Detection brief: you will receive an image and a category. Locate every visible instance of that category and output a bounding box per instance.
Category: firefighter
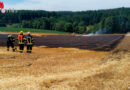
[18,31,26,53]
[7,34,15,52]
[26,32,34,53]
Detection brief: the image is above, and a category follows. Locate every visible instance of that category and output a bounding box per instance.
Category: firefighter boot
[13,48,15,52]
[27,51,31,53]
[20,50,23,53]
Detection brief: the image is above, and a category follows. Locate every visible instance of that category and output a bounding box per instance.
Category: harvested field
[0,33,129,90]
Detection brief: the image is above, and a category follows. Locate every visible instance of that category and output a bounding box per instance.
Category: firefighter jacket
[18,34,26,44]
[7,36,15,43]
[26,35,34,45]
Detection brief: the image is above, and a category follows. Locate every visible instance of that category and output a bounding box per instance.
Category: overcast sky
[3,0,130,11]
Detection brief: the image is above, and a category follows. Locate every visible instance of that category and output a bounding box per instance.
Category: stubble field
[0,33,129,90]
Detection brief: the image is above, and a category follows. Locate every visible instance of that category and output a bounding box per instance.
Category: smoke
[82,28,108,37]
[82,33,95,37]
[95,29,107,34]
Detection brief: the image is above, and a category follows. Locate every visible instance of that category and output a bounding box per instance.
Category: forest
[0,7,130,34]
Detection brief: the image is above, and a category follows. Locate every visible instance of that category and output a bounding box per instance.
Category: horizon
[3,0,130,11]
[4,7,130,12]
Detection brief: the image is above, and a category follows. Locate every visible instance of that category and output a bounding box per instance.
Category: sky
[2,0,130,11]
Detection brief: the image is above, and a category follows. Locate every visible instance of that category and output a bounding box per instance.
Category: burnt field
[0,34,124,51]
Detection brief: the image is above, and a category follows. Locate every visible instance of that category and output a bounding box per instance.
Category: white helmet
[8,34,12,37]
[27,32,30,34]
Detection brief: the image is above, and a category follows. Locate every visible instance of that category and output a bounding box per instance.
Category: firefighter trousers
[27,45,32,53]
[19,44,24,53]
[7,42,15,51]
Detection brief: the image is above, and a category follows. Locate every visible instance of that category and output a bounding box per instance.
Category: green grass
[0,27,67,34]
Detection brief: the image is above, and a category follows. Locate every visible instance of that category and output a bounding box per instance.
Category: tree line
[0,8,130,33]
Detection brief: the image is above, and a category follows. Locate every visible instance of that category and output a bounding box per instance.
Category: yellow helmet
[19,31,23,34]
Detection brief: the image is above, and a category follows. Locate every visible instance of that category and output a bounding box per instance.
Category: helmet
[8,34,12,37]
[19,31,23,35]
[27,32,30,34]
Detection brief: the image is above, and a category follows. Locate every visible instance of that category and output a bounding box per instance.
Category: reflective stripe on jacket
[18,35,26,44]
[7,37,15,43]
[26,35,34,45]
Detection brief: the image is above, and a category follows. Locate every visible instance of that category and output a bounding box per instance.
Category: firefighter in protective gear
[7,34,15,52]
[26,32,34,53]
[18,31,26,53]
